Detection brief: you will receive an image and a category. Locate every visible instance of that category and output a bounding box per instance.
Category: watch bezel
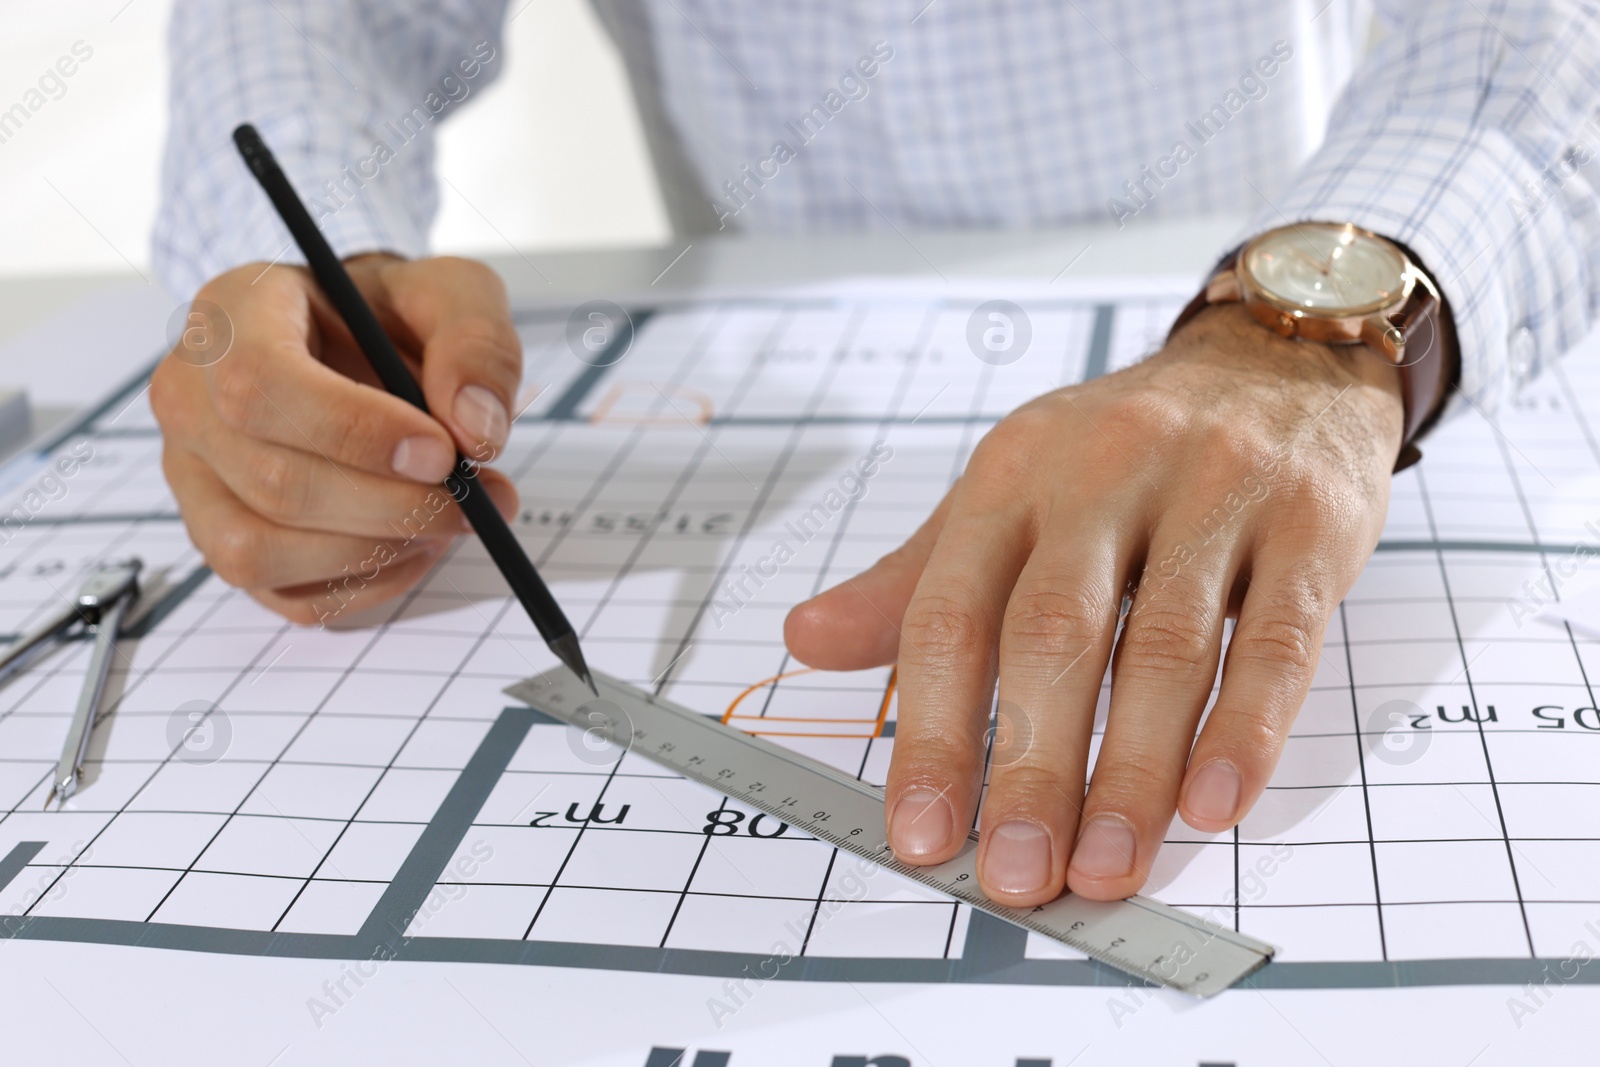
[1239,221,1416,320]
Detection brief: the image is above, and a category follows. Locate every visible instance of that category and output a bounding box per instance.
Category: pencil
[231,123,597,696]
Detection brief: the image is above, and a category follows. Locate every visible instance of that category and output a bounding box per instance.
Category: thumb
[784,485,954,671]
[378,256,523,461]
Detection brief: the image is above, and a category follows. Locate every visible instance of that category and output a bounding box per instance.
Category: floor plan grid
[1,278,1598,990]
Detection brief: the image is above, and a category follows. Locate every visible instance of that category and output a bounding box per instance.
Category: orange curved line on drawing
[725,715,869,724]
[588,382,714,426]
[722,667,816,724]
[718,665,897,740]
[737,731,879,739]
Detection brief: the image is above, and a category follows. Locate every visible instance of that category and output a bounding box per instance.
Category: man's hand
[784,303,1405,904]
[151,254,522,624]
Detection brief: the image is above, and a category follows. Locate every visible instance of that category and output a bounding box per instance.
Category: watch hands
[1292,249,1331,276]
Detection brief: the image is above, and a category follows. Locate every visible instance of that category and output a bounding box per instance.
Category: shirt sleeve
[153,0,510,299]
[1248,0,1600,416]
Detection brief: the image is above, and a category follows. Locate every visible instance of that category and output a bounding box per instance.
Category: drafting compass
[0,560,142,807]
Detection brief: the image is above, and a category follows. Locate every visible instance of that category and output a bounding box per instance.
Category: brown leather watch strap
[1387,266,1453,471]
[1169,246,1456,472]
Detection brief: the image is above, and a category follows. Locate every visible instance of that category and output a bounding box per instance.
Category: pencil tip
[548,632,598,698]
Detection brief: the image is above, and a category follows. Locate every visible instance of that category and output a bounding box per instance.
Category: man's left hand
[785,302,1404,905]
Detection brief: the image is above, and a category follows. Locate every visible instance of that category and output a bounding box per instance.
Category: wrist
[1170,303,1403,395]
[1162,302,1406,461]
[1170,225,1456,471]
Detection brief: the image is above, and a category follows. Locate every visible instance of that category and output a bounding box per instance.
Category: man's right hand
[151,254,523,625]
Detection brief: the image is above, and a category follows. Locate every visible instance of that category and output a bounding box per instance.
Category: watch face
[1243,224,1408,315]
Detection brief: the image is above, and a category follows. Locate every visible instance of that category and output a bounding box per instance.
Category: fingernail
[890,788,952,858]
[455,384,509,451]
[392,436,454,482]
[1186,760,1242,825]
[983,820,1051,895]
[1070,817,1135,880]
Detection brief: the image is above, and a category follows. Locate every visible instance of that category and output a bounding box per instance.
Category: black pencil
[231,123,596,696]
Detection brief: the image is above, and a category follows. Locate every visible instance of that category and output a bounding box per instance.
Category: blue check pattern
[156,0,1600,415]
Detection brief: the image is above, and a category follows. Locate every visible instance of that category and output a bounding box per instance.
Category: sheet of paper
[1,275,1598,1065]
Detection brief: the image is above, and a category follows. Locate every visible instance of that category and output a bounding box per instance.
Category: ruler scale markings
[506,669,1275,997]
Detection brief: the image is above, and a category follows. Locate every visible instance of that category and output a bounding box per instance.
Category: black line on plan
[958,910,1031,978]
[1340,604,1388,961]
[123,566,213,639]
[0,842,45,937]
[1083,303,1115,381]
[12,512,183,527]
[38,356,163,453]
[544,309,655,421]
[355,706,537,952]
[8,910,1596,989]
[1417,466,1536,957]
[0,841,43,892]
[1370,539,1581,555]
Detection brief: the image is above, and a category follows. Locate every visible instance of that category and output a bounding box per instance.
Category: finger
[784,486,955,670]
[198,267,459,483]
[253,548,453,626]
[378,257,522,459]
[886,492,1036,866]
[1067,524,1236,900]
[977,519,1128,906]
[1179,545,1339,832]
[199,417,518,539]
[165,446,450,601]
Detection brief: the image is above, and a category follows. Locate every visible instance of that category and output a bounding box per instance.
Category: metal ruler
[506,669,1274,997]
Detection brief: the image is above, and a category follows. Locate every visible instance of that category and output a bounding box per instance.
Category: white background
[0,0,671,281]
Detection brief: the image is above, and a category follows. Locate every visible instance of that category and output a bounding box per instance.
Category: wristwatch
[1168,221,1454,471]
